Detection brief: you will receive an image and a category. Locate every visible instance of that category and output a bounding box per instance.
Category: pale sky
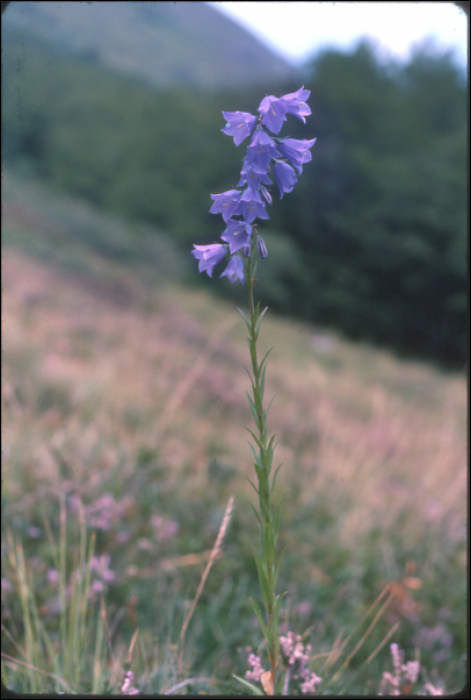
[210,2,468,68]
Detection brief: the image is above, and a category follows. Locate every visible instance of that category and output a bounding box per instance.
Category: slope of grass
[3,2,298,90]
[1,173,467,694]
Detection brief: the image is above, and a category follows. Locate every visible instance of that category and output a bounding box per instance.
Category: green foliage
[2,502,106,694]
[2,32,467,366]
[288,41,467,366]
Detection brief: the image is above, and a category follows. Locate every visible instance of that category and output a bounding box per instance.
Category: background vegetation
[2,26,467,367]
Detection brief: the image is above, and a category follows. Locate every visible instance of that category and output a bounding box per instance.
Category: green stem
[245,245,279,692]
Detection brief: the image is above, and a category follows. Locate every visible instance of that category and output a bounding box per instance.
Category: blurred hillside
[1,0,299,89]
[2,168,467,693]
[1,4,468,368]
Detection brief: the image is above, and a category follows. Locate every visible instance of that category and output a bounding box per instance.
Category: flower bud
[257,236,268,259]
[260,185,272,205]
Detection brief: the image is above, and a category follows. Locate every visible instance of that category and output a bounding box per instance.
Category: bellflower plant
[192,87,315,695]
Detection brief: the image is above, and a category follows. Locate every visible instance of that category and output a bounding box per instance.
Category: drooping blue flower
[221,220,253,254]
[246,130,281,171]
[193,87,315,284]
[280,86,311,123]
[221,111,257,146]
[258,86,311,134]
[278,137,317,174]
[209,189,241,222]
[238,156,272,191]
[192,244,227,277]
[273,161,298,198]
[220,255,245,283]
[257,94,289,134]
[238,187,269,224]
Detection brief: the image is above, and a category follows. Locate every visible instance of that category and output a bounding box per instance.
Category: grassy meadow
[1,172,467,694]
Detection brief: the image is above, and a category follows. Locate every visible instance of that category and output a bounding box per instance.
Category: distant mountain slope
[2,1,300,89]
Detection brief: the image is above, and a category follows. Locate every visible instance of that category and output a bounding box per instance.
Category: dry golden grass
[2,248,466,553]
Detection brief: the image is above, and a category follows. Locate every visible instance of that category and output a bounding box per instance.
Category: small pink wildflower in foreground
[279,631,322,693]
[422,682,445,695]
[87,553,116,597]
[246,631,322,695]
[151,514,179,541]
[90,554,116,583]
[69,492,134,531]
[246,653,264,682]
[121,670,139,695]
[300,672,322,695]
[46,568,60,585]
[280,630,311,667]
[380,643,420,695]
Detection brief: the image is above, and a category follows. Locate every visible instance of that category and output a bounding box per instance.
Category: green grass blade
[233,674,264,695]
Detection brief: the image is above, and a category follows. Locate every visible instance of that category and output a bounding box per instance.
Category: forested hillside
[2,26,467,367]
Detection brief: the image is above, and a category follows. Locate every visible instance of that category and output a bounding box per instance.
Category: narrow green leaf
[259,347,274,374]
[248,446,263,472]
[265,443,275,467]
[274,592,287,631]
[264,526,274,565]
[275,675,284,696]
[272,493,286,541]
[264,438,277,472]
[247,440,261,464]
[273,548,287,589]
[250,597,269,639]
[246,392,259,425]
[237,307,252,333]
[274,632,280,667]
[269,594,285,643]
[254,306,269,340]
[258,498,270,526]
[263,454,273,476]
[250,459,265,488]
[250,503,263,527]
[253,554,270,610]
[242,364,253,382]
[233,675,264,695]
[267,434,278,454]
[259,364,268,401]
[276,592,287,616]
[265,395,277,418]
[252,458,263,480]
[245,475,260,497]
[244,426,264,452]
[253,391,262,416]
[268,614,278,642]
[255,457,266,477]
[270,461,283,495]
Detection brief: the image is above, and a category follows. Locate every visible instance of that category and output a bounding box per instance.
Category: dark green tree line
[2,32,467,366]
